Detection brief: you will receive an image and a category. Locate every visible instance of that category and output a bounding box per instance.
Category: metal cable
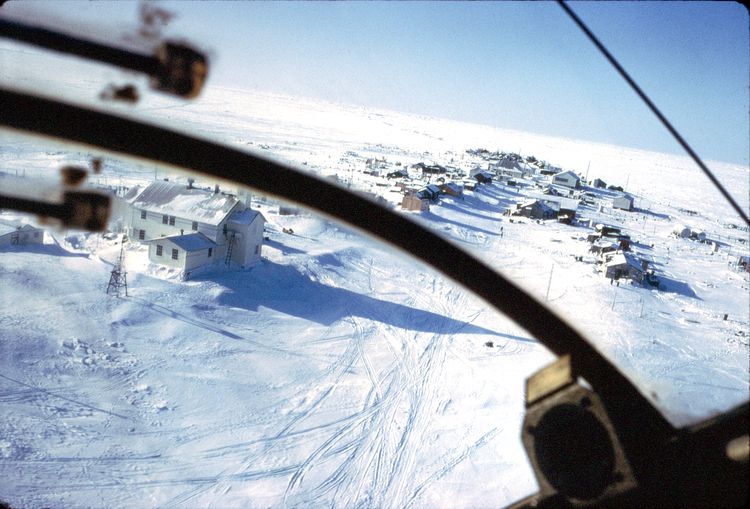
[557,0,750,227]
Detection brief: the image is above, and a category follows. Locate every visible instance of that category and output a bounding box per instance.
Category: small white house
[0,224,45,248]
[552,170,581,189]
[145,232,217,273]
[602,252,645,283]
[224,208,265,266]
[690,230,707,242]
[612,194,635,211]
[514,199,557,220]
[673,225,691,238]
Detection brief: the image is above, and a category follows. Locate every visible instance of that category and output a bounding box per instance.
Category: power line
[557,0,750,228]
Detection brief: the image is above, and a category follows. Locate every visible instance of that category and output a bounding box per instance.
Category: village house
[514,199,557,220]
[497,155,517,170]
[590,240,620,256]
[473,171,493,184]
[612,194,635,211]
[401,192,430,212]
[417,184,441,202]
[439,182,463,198]
[492,165,524,180]
[592,178,607,189]
[0,223,45,248]
[673,225,691,238]
[365,158,387,174]
[552,170,581,189]
[444,165,461,178]
[469,167,485,178]
[690,230,707,242]
[386,169,408,179]
[144,232,217,273]
[127,180,265,272]
[595,223,622,237]
[602,252,646,283]
[413,162,446,177]
[529,195,580,221]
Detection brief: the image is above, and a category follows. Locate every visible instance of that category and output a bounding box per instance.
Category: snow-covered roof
[147,232,217,252]
[228,208,265,225]
[518,199,538,208]
[593,239,619,249]
[0,223,42,238]
[0,224,16,237]
[553,170,580,181]
[528,193,579,211]
[601,234,622,243]
[596,223,621,232]
[132,181,240,225]
[605,252,644,272]
[122,185,143,203]
[440,182,463,193]
[516,199,556,214]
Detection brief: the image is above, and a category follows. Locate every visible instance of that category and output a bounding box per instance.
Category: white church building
[126,180,265,274]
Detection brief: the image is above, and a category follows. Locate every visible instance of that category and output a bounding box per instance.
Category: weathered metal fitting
[151,41,208,98]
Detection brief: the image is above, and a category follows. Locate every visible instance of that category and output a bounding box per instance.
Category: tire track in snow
[161,324,362,508]
[351,314,383,402]
[281,264,434,506]
[0,373,131,420]
[403,426,501,509]
[361,276,458,507]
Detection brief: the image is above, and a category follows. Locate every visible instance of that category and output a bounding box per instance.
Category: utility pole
[545,263,554,301]
[585,161,590,183]
[639,295,644,318]
[611,283,618,310]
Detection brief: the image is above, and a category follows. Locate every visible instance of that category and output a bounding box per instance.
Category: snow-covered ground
[1,83,748,508]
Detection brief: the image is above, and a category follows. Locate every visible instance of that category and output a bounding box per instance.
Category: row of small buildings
[587,224,658,285]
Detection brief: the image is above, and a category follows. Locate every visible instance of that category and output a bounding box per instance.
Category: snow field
[0,84,748,508]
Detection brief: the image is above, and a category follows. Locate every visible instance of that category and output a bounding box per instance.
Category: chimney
[187,178,194,189]
[214,184,219,194]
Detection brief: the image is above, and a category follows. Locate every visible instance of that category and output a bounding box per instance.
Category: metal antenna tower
[106,236,128,296]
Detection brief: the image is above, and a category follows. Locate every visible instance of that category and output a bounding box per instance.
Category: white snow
[0,81,748,508]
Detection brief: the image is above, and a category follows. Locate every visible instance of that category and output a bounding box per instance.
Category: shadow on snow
[0,242,90,258]
[200,260,517,338]
[263,238,308,256]
[656,275,701,299]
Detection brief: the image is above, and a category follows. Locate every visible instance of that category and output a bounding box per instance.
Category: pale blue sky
[5,1,748,165]
[174,1,749,165]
